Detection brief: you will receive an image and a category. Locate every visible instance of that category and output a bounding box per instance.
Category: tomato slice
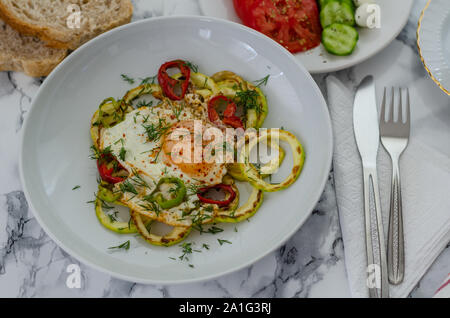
[233,0,257,22]
[236,0,322,53]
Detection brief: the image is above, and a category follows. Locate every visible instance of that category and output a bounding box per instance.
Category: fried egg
[99,94,227,226]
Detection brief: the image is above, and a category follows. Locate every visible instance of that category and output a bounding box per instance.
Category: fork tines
[380,87,410,137]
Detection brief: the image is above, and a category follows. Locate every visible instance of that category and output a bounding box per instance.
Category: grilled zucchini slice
[131,210,191,247]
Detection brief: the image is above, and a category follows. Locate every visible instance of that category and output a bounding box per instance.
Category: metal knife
[353,75,389,298]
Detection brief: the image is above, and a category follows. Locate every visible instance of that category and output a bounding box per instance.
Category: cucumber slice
[320,1,355,28]
[322,24,359,56]
[320,0,355,12]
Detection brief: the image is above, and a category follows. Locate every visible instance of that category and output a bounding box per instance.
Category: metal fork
[379,87,410,285]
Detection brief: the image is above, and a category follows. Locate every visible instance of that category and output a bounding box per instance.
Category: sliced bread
[0,0,133,50]
[0,18,67,77]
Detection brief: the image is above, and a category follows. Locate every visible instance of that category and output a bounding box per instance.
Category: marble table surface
[0,0,448,298]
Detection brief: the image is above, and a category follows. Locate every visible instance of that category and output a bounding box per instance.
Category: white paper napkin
[434,274,450,298]
[326,75,450,298]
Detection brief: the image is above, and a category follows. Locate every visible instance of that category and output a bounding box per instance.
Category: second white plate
[199,0,414,73]
[417,0,450,95]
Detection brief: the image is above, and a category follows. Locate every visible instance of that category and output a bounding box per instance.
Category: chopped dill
[136,100,153,108]
[89,145,112,160]
[114,138,124,145]
[100,199,115,211]
[121,74,135,84]
[254,74,270,87]
[139,200,161,216]
[187,183,200,195]
[108,240,130,251]
[234,87,261,114]
[119,180,138,195]
[108,211,119,223]
[217,239,232,246]
[191,214,214,233]
[142,118,171,142]
[184,61,198,73]
[140,75,157,85]
[72,185,81,190]
[179,242,194,261]
[207,226,224,235]
[119,146,126,161]
[171,103,183,120]
[130,168,152,189]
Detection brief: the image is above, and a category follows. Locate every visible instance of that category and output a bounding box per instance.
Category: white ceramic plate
[417,0,450,95]
[199,0,413,73]
[20,16,332,284]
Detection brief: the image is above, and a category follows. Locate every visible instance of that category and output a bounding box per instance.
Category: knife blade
[353,75,389,298]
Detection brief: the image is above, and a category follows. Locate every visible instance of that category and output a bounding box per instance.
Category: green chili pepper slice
[147,177,186,209]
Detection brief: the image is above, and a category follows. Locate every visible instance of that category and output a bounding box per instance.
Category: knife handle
[363,167,389,298]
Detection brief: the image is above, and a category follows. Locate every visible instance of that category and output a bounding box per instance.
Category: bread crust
[0,51,67,77]
[0,0,133,50]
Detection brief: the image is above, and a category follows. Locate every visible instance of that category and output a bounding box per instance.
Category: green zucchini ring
[240,129,305,192]
[131,210,192,247]
[216,182,240,212]
[95,197,140,234]
[172,72,219,99]
[122,83,163,104]
[90,97,134,147]
[260,141,286,177]
[212,71,248,90]
[216,186,264,223]
[226,163,248,182]
[213,72,268,129]
[217,82,238,99]
[228,138,286,181]
[97,184,122,203]
[216,79,258,128]
[191,72,220,97]
[243,83,268,129]
[254,86,268,129]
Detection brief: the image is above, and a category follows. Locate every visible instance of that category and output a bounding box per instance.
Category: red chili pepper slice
[157,60,191,100]
[197,184,237,207]
[223,116,244,128]
[208,95,243,129]
[97,155,125,184]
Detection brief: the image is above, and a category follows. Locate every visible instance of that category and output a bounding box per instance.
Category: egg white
[99,95,227,226]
